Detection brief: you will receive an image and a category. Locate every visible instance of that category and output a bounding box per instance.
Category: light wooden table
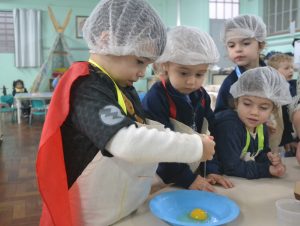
[114,157,300,226]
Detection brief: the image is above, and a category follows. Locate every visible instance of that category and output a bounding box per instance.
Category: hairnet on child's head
[156,26,219,65]
[221,14,266,44]
[288,95,300,121]
[82,0,166,60]
[230,66,292,106]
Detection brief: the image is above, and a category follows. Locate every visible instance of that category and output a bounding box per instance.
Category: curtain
[13,8,42,67]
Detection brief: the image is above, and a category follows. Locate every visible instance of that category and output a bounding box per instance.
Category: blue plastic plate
[149,190,239,226]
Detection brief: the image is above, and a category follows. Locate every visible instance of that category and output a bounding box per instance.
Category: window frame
[209,0,240,19]
[0,10,15,53]
[263,0,300,36]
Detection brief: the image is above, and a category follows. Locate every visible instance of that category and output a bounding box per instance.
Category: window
[0,11,14,53]
[209,0,239,19]
[263,0,299,35]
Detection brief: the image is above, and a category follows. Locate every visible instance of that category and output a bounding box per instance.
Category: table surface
[114,157,300,226]
[14,92,52,99]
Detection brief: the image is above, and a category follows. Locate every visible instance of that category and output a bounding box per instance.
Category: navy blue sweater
[142,80,219,188]
[214,66,245,113]
[214,110,272,179]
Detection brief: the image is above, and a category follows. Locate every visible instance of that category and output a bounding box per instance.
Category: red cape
[36,62,89,226]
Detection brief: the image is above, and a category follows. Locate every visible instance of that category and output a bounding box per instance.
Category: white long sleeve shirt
[69,124,203,226]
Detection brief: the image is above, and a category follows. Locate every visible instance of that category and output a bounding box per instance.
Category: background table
[14,92,52,124]
[114,157,300,226]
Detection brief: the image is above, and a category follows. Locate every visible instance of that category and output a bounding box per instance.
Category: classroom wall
[265,33,300,54]
[0,0,210,93]
[1,0,300,93]
[239,0,261,16]
[134,0,210,91]
[0,0,100,93]
[239,0,299,55]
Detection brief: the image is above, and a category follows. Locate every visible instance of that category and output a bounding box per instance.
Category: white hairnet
[82,0,166,60]
[156,26,219,65]
[288,95,300,121]
[230,66,292,106]
[221,14,266,43]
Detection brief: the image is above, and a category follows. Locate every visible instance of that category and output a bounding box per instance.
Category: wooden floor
[0,118,43,226]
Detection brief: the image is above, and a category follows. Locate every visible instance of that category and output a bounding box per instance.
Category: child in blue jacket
[215,15,267,113]
[214,66,292,179]
[142,26,233,191]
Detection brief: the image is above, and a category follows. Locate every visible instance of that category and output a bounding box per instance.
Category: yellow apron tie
[241,124,265,159]
[88,59,127,115]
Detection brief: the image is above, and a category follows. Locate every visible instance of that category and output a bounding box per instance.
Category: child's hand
[200,135,215,161]
[267,151,282,166]
[269,163,286,177]
[188,175,216,192]
[207,174,234,189]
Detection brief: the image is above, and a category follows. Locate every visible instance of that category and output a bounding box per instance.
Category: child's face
[107,55,153,87]
[165,62,209,94]
[277,60,294,80]
[236,96,274,132]
[227,38,262,70]
[16,82,23,89]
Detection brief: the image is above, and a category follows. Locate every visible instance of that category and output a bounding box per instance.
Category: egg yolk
[189,208,208,221]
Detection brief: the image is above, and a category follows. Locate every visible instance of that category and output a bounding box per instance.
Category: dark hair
[13,79,25,89]
[292,38,300,47]
[264,51,281,60]
[228,96,236,109]
[285,52,294,57]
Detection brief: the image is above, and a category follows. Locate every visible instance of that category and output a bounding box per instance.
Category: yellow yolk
[189,208,208,221]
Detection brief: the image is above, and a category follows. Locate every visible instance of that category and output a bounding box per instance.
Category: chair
[29,99,47,125]
[0,95,17,122]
